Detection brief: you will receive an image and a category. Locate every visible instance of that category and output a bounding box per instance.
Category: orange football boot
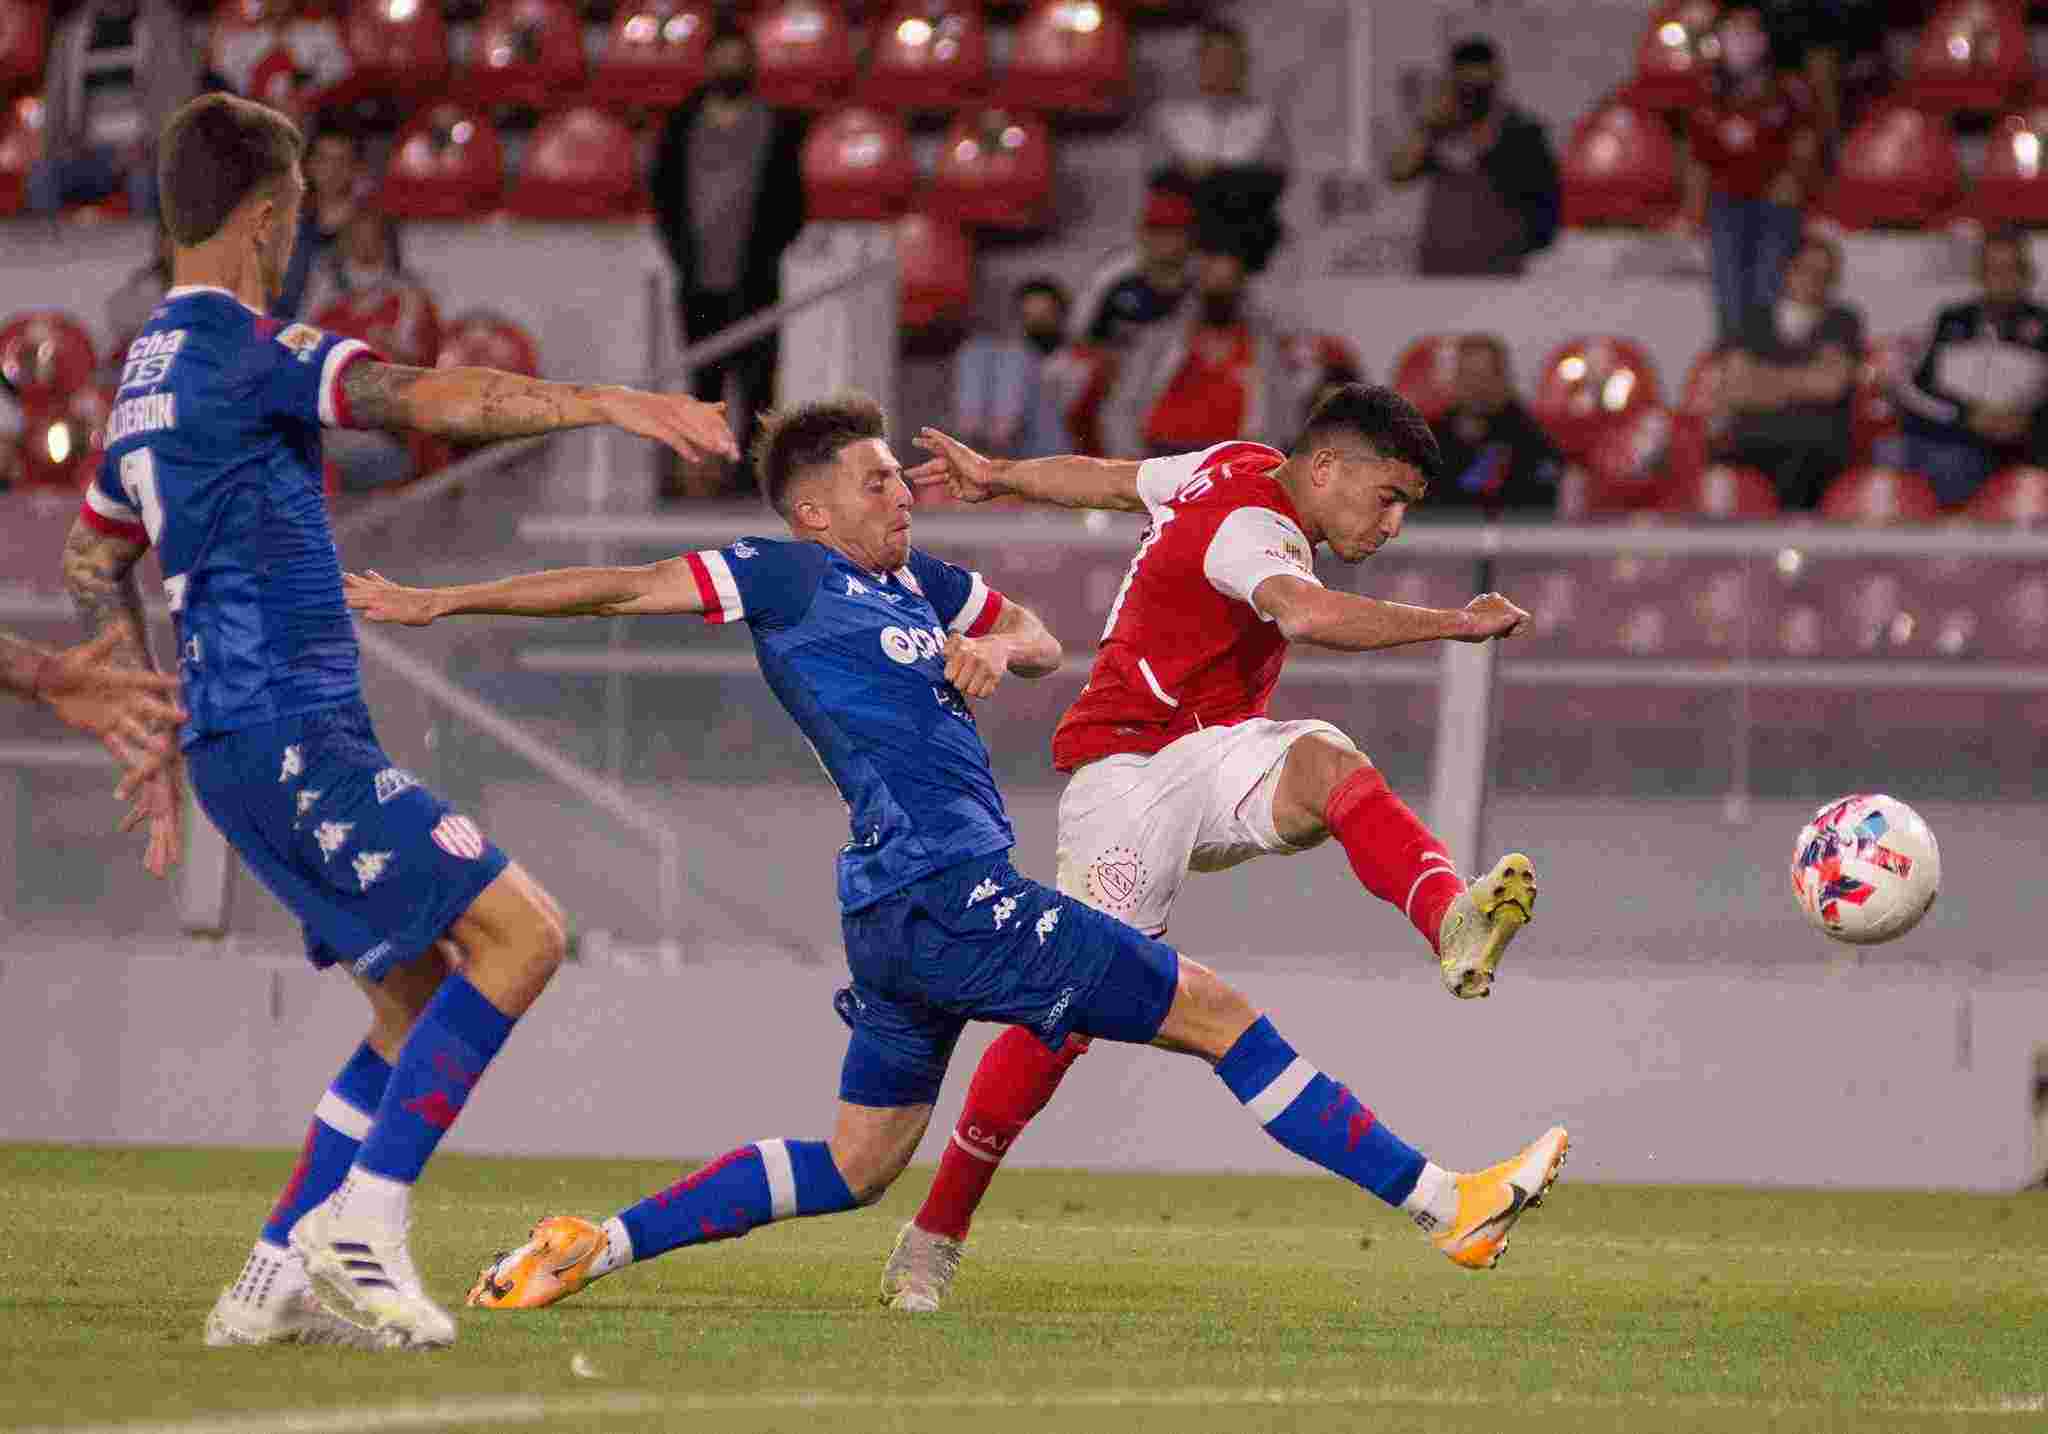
[466,1215,608,1310]
[1431,1125,1569,1270]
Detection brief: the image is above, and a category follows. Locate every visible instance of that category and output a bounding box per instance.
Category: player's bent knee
[452,865,567,1014]
[1273,733,1369,841]
[1153,958,1260,1061]
[829,1103,932,1204]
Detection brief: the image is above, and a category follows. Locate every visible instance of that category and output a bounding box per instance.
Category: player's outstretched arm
[1256,575,1531,653]
[907,428,1145,512]
[340,361,739,463]
[345,557,710,626]
[0,628,185,782]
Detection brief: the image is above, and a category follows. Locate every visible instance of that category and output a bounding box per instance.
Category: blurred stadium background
[2,0,2047,1196]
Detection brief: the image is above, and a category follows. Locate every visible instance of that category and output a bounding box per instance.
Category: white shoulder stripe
[757,1138,798,1219]
[84,482,141,523]
[701,549,745,623]
[946,571,991,634]
[317,338,369,428]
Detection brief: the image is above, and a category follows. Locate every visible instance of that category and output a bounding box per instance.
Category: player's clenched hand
[36,628,185,786]
[943,633,1007,699]
[907,428,1002,503]
[345,571,441,627]
[1458,592,1531,642]
[120,759,184,880]
[596,390,739,463]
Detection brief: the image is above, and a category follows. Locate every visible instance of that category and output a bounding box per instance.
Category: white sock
[590,1217,634,1279]
[227,1240,305,1309]
[333,1167,412,1232]
[1401,1162,1459,1233]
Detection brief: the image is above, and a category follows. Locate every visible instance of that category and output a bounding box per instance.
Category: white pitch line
[12,1394,661,1434]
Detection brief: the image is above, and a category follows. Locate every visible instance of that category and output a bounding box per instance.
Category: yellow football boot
[1437,853,1537,999]
[466,1215,608,1310]
[1431,1125,1569,1270]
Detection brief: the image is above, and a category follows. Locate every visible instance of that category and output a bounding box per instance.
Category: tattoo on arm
[61,518,156,673]
[342,361,609,442]
[0,632,53,701]
[340,361,430,432]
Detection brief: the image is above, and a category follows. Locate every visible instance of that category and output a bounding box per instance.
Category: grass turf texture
[2,1145,2043,1434]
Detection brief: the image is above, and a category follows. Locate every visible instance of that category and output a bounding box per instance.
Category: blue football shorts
[834,854,1182,1107]
[185,701,510,983]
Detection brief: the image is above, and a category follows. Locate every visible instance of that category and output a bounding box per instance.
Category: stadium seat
[1666,346,1730,484]
[595,1,711,112]
[1904,0,2030,116]
[341,0,451,104]
[0,310,94,407]
[801,106,914,220]
[15,383,108,492]
[378,105,504,219]
[1531,335,1662,463]
[1962,107,2048,226]
[1818,465,1942,523]
[858,3,990,113]
[507,107,639,219]
[1390,333,1460,424]
[459,0,587,112]
[1618,1,1720,114]
[313,285,443,371]
[437,310,540,376]
[1851,332,1912,461]
[750,1,856,111]
[1964,464,2048,523]
[0,92,40,216]
[0,0,46,95]
[1819,105,1962,230]
[997,0,1131,117]
[897,210,973,334]
[926,107,1053,231]
[1581,403,1674,513]
[1664,461,1779,519]
[1560,96,1681,229]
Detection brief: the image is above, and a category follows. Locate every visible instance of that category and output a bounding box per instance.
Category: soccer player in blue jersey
[58,93,737,1351]
[347,393,1568,1311]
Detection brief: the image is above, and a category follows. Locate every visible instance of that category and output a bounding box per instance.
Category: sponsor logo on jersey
[353,850,394,892]
[118,329,186,390]
[1035,906,1061,945]
[881,624,947,665]
[276,323,324,362]
[373,767,419,804]
[731,539,757,559]
[279,745,304,783]
[431,814,486,860]
[314,820,353,861]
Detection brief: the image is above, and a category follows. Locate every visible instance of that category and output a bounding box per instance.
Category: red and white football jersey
[1051,440,1322,772]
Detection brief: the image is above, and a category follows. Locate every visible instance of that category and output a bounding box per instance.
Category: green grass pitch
[2,1145,2044,1434]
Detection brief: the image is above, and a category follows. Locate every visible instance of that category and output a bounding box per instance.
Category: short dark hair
[1449,35,1497,67]
[1014,275,1068,309]
[1294,383,1442,485]
[158,93,303,248]
[754,392,889,517]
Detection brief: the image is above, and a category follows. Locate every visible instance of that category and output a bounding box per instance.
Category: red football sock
[913,1026,1091,1241]
[1324,765,1463,953]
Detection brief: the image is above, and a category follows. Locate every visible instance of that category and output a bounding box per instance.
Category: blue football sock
[1214,1017,1426,1206]
[354,975,515,1186]
[261,1042,392,1246]
[615,1139,857,1263]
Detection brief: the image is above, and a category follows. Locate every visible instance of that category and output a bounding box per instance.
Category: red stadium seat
[378,105,504,219]
[15,384,108,492]
[926,107,1053,231]
[801,105,914,220]
[1618,1,1720,113]
[1965,464,2048,523]
[460,0,586,111]
[1390,333,1461,424]
[750,1,856,111]
[0,309,94,407]
[1531,335,1662,462]
[314,284,443,371]
[1561,96,1681,229]
[1581,402,1675,513]
[859,3,990,113]
[0,0,47,94]
[997,0,1130,117]
[507,107,639,219]
[1820,105,1962,230]
[1851,332,1912,460]
[1905,0,2029,116]
[595,1,711,112]
[1664,461,1780,519]
[1963,107,2048,226]
[1819,465,1942,523]
[342,0,450,103]
[0,92,41,216]
[1666,346,1731,483]
[898,210,973,334]
[437,310,541,377]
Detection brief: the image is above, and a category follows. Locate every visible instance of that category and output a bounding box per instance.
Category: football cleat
[1437,852,1537,999]
[204,1283,390,1349]
[290,1198,457,1349]
[1430,1125,1569,1270]
[466,1215,607,1310]
[879,1222,964,1313]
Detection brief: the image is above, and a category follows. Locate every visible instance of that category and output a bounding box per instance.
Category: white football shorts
[1053,717,1358,937]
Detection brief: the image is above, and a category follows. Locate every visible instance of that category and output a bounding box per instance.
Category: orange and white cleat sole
[1431,1125,1569,1270]
[466,1215,607,1310]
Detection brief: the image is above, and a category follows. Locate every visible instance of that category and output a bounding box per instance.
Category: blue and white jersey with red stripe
[81,286,380,745]
[684,536,1015,912]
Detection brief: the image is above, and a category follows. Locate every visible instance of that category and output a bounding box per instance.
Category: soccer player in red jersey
[884,384,1539,1309]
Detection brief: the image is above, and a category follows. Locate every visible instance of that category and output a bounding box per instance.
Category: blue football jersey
[81,286,378,745]
[683,536,1016,911]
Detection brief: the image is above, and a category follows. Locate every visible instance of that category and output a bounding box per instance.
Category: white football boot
[879,1222,965,1313]
[203,1242,389,1348]
[291,1195,457,1350]
[1437,853,1537,999]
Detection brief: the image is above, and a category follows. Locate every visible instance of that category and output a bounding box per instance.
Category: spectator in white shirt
[1147,20,1288,273]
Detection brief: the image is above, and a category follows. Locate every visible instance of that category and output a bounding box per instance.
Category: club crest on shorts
[1089,846,1147,913]
[432,814,486,860]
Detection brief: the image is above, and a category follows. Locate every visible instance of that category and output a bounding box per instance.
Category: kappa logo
[313,820,353,861]
[991,895,1018,930]
[352,850,394,892]
[431,814,486,861]
[967,876,1002,907]
[847,577,870,597]
[352,942,393,976]
[1035,906,1060,946]
[295,789,323,821]
[275,322,324,362]
[279,745,303,783]
[731,539,757,559]
[373,767,419,804]
[1039,985,1077,1036]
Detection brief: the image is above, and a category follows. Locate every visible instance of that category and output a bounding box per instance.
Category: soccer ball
[1790,794,1941,945]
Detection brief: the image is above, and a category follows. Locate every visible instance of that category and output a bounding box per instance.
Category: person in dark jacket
[1430,334,1564,513]
[1384,36,1560,277]
[1890,229,2048,506]
[649,24,806,481]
